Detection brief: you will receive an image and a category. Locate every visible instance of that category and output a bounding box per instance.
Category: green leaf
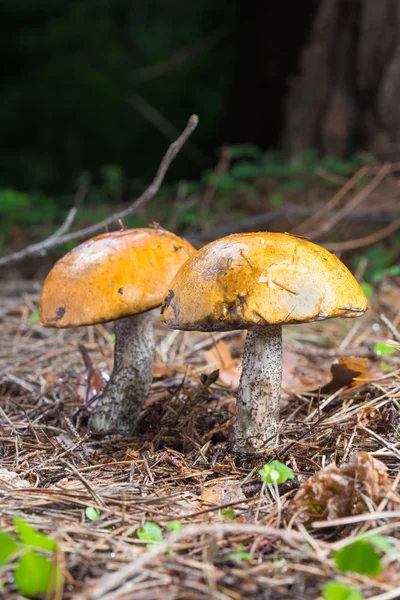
[269,192,284,206]
[227,551,253,561]
[322,581,364,600]
[14,551,57,598]
[380,362,394,372]
[0,532,20,565]
[385,265,400,278]
[14,518,56,552]
[373,343,396,357]
[228,144,263,160]
[364,534,395,554]
[166,521,183,532]
[85,507,100,521]
[136,522,163,543]
[258,460,294,484]
[231,162,263,180]
[220,509,236,520]
[28,311,40,323]
[278,179,308,193]
[360,282,372,299]
[334,540,382,575]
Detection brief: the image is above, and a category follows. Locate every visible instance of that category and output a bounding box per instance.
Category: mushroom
[161,232,367,453]
[40,227,195,433]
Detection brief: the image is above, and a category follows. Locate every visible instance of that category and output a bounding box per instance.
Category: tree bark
[282,0,400,159]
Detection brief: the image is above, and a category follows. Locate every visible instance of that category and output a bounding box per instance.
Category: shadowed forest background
[2,3,400,599]
[1,0,400,273]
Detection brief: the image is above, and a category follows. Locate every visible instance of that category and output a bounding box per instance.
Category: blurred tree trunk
[282,0,400,159]
[221,0,400,159]
[217,0,319,149]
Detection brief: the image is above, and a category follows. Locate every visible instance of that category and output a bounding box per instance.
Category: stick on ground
[0,115,199,268]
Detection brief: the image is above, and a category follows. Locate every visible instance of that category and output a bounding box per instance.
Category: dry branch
[85,523,314,600]
[0,115,199,268]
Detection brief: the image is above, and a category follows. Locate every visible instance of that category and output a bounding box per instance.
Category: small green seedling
[322,581,364,600]
[334,540,382,576]
[373,343,396,357]
[0,532,19,564]
[0,518,62,598]
[258,460,294,484]
[14,518,56,551]
[85,506,101,521]
[359,282,372,300]
[228,543,253,562]
[14,550,59,598]
[166,521,183,532]
[220,508,236,520]
[227,551,253,561]
[28,311,40,323]
[136,521,163,544]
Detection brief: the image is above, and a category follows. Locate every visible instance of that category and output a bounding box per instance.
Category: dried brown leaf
[320,356,368,394]
[287,452,398,526]
[201,478,245,506]
[204,341,241,389]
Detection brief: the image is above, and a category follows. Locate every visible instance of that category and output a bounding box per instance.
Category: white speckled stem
[89,313,155,433]
[234,325,282,453]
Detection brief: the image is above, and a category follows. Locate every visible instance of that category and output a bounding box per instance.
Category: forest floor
[0,276,399,600]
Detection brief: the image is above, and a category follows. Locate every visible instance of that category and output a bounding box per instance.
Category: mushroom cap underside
[40,228,195,327]
[161,232,368,331]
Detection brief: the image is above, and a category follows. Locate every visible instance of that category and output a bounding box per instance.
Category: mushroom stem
[234,324,282,453]
[89,312,155,433]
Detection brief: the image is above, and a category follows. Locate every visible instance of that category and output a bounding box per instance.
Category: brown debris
[287,452,399,526]
[0,291,399,599]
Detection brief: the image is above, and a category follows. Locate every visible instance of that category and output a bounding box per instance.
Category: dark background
[1,0,400,269]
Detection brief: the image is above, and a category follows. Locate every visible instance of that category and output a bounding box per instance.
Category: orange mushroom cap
[40,228,195,328]
[161,232,368,331]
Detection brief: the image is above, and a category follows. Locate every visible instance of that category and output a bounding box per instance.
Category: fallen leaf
[357,405,380,429]
[0,468,30,489]
[203,341,242,389]
[320,357,368,394]
[153,363,174,378]
[286,452,399,526]
[76,369,109,403]
[201,479,246,506]
[281,349,323,391]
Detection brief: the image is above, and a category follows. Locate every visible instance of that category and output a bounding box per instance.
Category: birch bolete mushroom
[39,227,195,433]
[161,232,367,453]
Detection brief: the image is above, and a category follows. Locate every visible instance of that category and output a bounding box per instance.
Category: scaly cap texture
[161,232,367,331]
[40,228,195,327]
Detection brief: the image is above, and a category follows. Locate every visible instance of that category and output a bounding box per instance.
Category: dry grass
[0,281,400,599]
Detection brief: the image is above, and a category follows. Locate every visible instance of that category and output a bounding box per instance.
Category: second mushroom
[40,227,195,433]
[161,232,367,453]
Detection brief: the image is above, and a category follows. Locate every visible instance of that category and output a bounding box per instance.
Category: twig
[86,523,312,599]
[47,207,78,241]
[129,95,205,166]
[311,511,400,528]
[368,589,400,600]
[59,460,106,508]
[359,425,400,461]
[134,25,231,82]
[190,205,397,243]
[379,314,400,342]
[293,165,370,235]
[0,115,199,267]
[323,218,400,251]
[304,163,391,240]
